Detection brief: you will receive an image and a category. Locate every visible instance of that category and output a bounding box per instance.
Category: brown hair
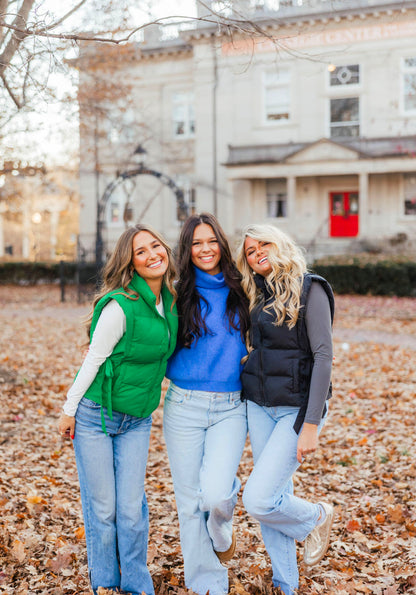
[86,223,176,337]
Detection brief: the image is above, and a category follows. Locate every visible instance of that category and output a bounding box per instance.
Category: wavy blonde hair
[237,224,307,329]
[86,224,176,337]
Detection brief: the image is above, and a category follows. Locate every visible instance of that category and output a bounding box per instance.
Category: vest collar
[254,273,273,299]
[128,272,156,304]
[128,271,175,322]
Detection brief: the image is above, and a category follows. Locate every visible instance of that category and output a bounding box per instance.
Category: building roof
[136,0,416,55]
[225,137,416,166]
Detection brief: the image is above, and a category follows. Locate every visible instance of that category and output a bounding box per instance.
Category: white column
[0,207,5,257]
[286,176,296,220]
[22,202,30,259]
[359,172,369,238]
[50,210,59,260]
[225,179,252,234]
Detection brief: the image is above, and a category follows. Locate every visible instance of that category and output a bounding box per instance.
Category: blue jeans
[163,382,247,595]
[73,397,154,595]
[243,402,327,595]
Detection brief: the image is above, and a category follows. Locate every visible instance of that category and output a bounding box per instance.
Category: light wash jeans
[163,382,247,595]
[73,396,154,595]
[243,401,327,595]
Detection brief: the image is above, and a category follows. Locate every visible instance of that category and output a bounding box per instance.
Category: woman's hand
[58,413,75,440]
[297,422,319,463]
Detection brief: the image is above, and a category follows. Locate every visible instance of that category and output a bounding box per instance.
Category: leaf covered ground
[0,285,415,595]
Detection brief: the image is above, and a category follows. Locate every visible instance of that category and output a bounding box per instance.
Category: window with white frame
[330,97,360,138]
[107,187,126,226]
[403,57,416,112]
[187,187,197,215]
[328,63,360,138]
[103,118,120,144]
[330,64,360,87]
[263,69,291,122]
[110,200,121,223]
[266,179,287,218]
[102,107,137,144]
[404,173,416,215]
[172,92,195,138]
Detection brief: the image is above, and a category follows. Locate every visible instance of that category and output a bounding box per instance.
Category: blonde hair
[86,224,176,336]
[237,224,307,329]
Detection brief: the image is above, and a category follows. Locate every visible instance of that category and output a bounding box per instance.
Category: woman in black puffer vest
[237,224,335,595]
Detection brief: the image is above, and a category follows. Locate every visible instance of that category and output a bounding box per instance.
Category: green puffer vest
[83,273,178,430]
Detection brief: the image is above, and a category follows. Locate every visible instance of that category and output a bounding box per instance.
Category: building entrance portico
[225,137,416,257]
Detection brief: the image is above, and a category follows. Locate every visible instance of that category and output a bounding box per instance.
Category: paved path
[334,328,416,350]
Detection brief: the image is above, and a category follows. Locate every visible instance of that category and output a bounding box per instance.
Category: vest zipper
[258,316,265,404]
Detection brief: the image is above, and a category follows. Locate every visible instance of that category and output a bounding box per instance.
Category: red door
[329,192,359,237]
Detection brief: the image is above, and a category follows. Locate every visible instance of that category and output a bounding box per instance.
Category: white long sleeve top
[63,300,126,416]
[63,298,165,416]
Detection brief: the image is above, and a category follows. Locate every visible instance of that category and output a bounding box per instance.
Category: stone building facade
[0,164,79,262]
[78,0,416,260]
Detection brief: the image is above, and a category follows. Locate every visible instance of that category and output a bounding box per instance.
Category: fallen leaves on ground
[0,286,415,594]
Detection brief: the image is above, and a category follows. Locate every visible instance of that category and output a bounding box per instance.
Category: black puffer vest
[241,273,335,433]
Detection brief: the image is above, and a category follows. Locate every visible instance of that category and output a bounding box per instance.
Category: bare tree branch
[0,0,9,41]
[21,52,32,105]
[0,0,291,131]
[0,0,9,38]
[1,72,22,108]
[0,0,35,78]
[0,12,278,46]
[42,0,89,32]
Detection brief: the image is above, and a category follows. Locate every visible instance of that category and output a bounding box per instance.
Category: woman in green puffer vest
[58,223,178,595]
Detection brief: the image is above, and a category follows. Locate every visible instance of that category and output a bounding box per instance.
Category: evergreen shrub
[0,261,415,296]
[312,261,416,296]
[0,262,98,285]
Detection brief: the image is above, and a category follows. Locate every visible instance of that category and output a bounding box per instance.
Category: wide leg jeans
[163,382,247,595]
[243,401,327,595]
[73,396,154,595]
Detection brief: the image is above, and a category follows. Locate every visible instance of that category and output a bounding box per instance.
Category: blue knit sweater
[166,267,247,392]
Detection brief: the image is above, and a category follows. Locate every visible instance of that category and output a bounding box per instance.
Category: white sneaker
[303,502,334,566]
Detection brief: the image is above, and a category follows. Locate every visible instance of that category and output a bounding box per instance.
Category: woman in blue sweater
[163,213,250,595]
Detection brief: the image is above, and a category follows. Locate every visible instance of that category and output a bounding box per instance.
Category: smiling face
[191,223,222,275]
[244,236,273,276]
[132,230,169,283]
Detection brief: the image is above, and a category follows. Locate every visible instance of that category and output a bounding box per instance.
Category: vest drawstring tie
[100,359,114,435]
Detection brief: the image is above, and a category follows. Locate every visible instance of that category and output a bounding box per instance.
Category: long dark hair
[176,212,250,347]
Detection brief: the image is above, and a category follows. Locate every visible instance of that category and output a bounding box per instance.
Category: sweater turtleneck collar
[194,265,226,289]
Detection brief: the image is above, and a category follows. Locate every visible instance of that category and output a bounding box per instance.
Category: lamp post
[94,144,188,270]
[95,145,147,272]
[132,143,147,165]
[94,108,103,272]
[95,202,104,272]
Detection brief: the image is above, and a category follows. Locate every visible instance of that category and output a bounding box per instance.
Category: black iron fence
[75,239,100,303]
